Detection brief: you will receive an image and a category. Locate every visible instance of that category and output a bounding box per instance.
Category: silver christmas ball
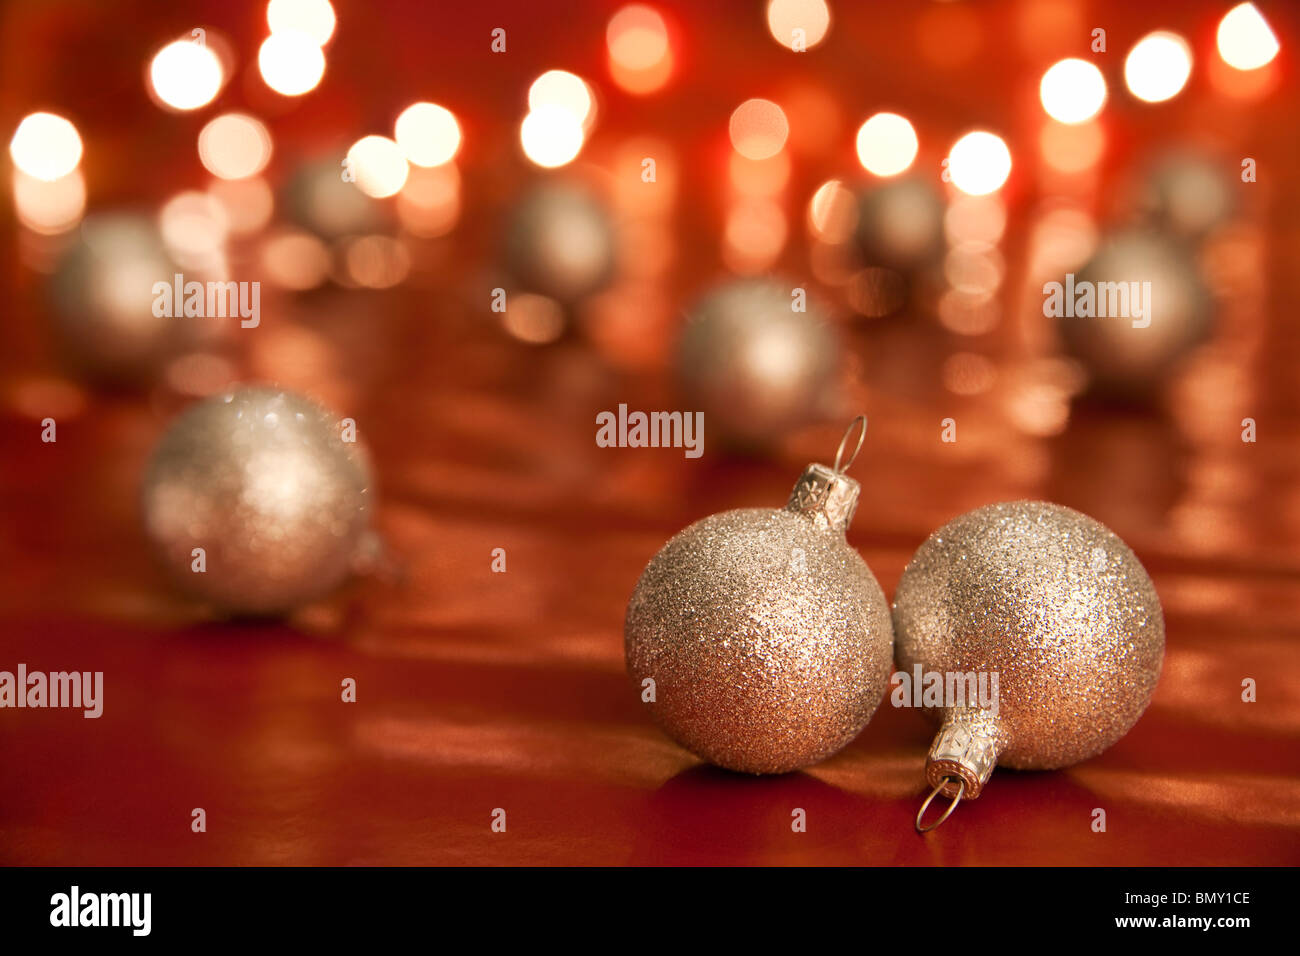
[626,461,894,774]
[893,501,1164,801]
[49,213,197,383]
[285,157,387,239]
[678,279,839,448]
[1056,230,1212,395]
[142,386,374,615]
[855,179,945,270]
[1140,152,1234,241]
[504,182,615,304]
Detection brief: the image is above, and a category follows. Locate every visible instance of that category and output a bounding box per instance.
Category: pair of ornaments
[624,417,1165,831]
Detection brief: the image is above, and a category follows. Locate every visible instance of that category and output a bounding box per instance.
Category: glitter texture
[893,501,1164,781]
[624,467,894,774]
[142,386,373,615]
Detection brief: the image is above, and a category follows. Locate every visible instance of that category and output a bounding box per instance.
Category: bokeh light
[13,169,86,234]
[1040,58,1107,123]
[948,131,1011,196]
[1217,3,1279,71]
[346,135,409,198]
[208,177,274,235]
[1026,205,1099,277]
[528,71,596,131]
[855,112,918,176]
[729,98,789,160]
[397,164,461,237]
[520,106,585,168]
[343,235,411,289]
[9,112,82,181]
[937,287,1000,335]
[394,102,461,167]
[729,150,791,197]
[1125,31,1192,103]
[258,30,326,96]
[502,293,566,345]
[198,113,272,180]
[723,199,787,273]
[149,40,224,111]
[807,179,857,242]
[945,194,1007,246]
[766,0,831,51]
[610,136,677,214]
[606,5,673,94]
[260,228,331,290]
[158,190,230,266]
[944,241,1005,297]
[267,0,336,45]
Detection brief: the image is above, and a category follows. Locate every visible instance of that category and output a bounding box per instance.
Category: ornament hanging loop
[833,415,867,475]
[915,776,965,833]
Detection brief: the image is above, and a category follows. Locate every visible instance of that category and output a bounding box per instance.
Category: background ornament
[1138,151,1234,241]
[504,181,616,305]
[855,178,945,271]
[1055,229,1212,396]
[677,278,840,449]
[142,385,375,616]
[48,213,207,384]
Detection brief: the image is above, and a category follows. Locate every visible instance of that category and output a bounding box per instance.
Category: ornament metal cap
[916,710,1001,832]
[925,711,999,798]
[785,416,866,534]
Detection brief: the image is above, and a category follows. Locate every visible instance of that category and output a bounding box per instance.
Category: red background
[1,0,1298,864]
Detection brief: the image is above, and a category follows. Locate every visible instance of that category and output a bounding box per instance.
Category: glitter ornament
[1139,152,1233,241]
[142,386,374,615]
[678,279,839,449]
[855,179,945,270]
[625,418,894,774]
[285,157,387,239]
[893,501,1164,831]
[1055,230,1212,396]
[504,182,615,304]
[49,213,210,384]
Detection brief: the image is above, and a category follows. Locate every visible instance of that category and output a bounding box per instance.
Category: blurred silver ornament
[893,501,1164,830]
[504,182,615,304]
[678,278,840,449]
[855,178,945,270]
[625,419,894,774]
[1055,230,1212,396]
[48,213,204,384]
[142,386,374,615]
[285,157,387,239]
[1139,152,1234,241]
